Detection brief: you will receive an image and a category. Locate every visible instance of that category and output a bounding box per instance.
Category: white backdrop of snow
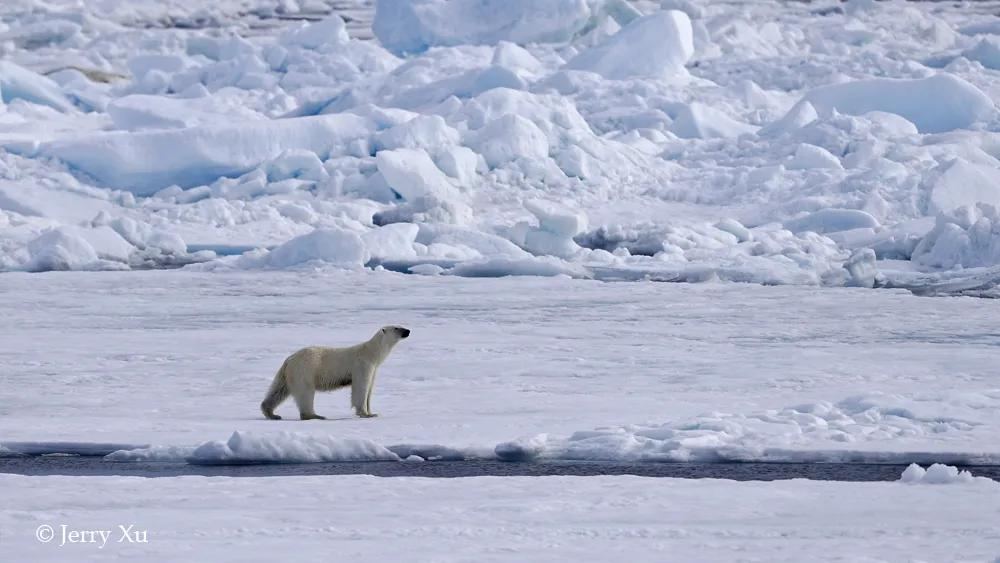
[3,472,998,562]
[4,271,1000,465]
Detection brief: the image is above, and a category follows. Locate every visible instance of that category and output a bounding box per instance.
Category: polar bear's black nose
[400,328,410,338]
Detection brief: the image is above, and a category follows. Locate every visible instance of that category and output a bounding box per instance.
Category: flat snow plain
[1,271,999,464]
[2,472,999,562]
[2,262,1000,562]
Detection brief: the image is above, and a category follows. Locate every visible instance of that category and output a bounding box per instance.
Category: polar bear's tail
[261,360,290,420]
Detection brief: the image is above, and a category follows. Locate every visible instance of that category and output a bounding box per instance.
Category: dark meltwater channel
[3,456,1000,482]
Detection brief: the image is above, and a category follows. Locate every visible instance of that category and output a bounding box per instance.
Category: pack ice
[0,0,999,290]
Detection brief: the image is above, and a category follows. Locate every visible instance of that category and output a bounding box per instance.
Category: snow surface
[1,0,1000,286]
[3,271,1000,465]
[2,472,998,562]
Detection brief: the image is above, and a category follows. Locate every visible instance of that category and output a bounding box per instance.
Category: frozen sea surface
[1,471,998,562]
[2,271,999,464]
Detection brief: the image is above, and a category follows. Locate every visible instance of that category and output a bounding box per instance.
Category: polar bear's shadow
[237,415,357,422]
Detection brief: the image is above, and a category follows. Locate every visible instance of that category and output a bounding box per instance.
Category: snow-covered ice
[107,430,401,464]
[31,113,372,193]
[790,74,993,134]
[2,471,998,562]
[373,0,602,55]
[565,10,694,80]
[2,271,999,466]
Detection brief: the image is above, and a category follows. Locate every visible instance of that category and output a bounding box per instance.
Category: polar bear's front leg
[364,370,378,418]
[352,367,378,418]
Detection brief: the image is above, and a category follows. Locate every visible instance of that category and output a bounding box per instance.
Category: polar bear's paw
[300,413,327,420]
[359,413,379,418]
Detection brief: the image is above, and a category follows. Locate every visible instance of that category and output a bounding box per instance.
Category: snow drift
[182,431,399,464]
[786,74,994,134]
[495,393,1000,464]
[29,114,372,194]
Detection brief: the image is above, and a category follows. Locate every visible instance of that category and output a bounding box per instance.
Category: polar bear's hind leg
[261,361,291,420]
[289,379,325,420]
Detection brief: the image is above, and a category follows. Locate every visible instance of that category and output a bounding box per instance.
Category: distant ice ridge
[191,201,876,288]
[372,0,641,55]
[0,61,76,112]
[29,114,372,194]
[780,74,993,134]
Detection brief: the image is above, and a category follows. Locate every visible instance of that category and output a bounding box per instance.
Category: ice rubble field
[2,271,1000,465]
[0,0,1000,287]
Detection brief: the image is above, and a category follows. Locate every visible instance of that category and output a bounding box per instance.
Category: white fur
[261,326,409,420]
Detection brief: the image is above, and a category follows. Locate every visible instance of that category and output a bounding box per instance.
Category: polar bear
[260,326,410,420]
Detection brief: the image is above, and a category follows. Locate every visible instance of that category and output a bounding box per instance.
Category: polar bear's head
[377,325,411,345]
